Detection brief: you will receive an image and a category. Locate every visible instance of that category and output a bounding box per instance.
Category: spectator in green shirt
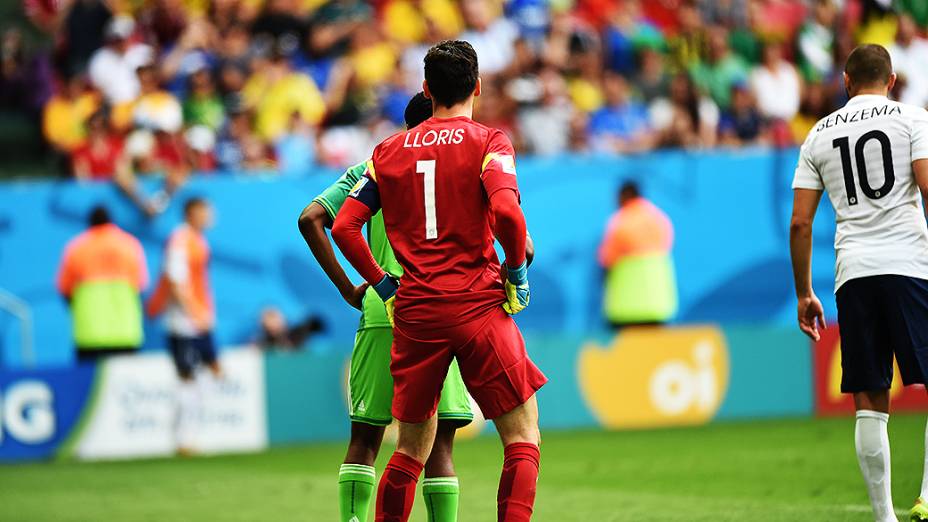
[689,25,749,110]
[182,68,225,131]
[897,0,928,28]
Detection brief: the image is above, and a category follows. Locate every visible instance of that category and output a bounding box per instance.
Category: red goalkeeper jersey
[347,116,521,326]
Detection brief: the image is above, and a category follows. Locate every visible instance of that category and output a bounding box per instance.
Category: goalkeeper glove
[503,260,530,315]
[372,274,399,326]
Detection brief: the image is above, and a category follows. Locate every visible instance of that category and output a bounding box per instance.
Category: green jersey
[313,162,402,330]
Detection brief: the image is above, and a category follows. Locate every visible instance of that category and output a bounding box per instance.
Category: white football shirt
[793,94,928,292]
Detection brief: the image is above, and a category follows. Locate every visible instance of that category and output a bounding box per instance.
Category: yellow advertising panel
[578,326,729,429]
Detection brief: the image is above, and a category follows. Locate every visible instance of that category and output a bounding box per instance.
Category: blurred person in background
[184,124,218,172]
[473,77,517,140]
[649,71,719,148]
[242,47,326,142]
[250,0,306,47]
[214,23,252,93]
[565,31,605,115]
[142,0,191,49]
[888,13,928,109]
[697,0,749,29]
[381,0,462,47]
[215,94,277,171]
[305,0,371,60]
[130,64,184,135]
[254,306,325,351]
[602,0,665,77]
[789,81,832,144]
[690,25,749,111]
[0,27,53,120]
[719,82,769,146]
[182,66,226,131]
[147,197,221,455]
[750,39,801,122]
[72,110,159,217]
[345,20,397,93]
[539,8,573,71]
[459,0,518,76]
[588,71,657,153]
[117,64,189,213]
[400,14,454,93]
[158,18,220,94]
[897,0,928,28]
[56,205,148,362]
[58,0,113,74]
[633,47,670,104]
[797,0,836,83]
[71,109,128,181]
[726,0,762,64]
[666,0,708,70]
[854,0,897,48]
[42,71,100,173]
[598,181,677,329]
[88,16,153,108]
[516,66,574,155]
[275,110,316,176]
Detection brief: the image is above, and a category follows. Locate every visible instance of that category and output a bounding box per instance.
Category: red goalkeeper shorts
[390,307,547,423]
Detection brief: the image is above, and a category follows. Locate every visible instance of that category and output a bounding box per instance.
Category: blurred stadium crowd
[3,0,928,189]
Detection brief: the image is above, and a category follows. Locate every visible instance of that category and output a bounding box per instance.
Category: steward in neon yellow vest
[598,183,677,327]
[56,207,148,358]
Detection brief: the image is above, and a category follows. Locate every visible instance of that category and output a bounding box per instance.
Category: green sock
[421,476,460,522]
[338,463,375,522]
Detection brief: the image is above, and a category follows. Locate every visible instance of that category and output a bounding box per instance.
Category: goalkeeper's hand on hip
[502,260,530,315]
[372,274,399,327]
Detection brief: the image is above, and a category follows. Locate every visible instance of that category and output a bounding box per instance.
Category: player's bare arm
[915,159,928,220]
[297,202,368,310]
[790,188,826,341]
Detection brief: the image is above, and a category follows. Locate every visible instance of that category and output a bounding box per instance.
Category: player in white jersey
[790,44,928,522]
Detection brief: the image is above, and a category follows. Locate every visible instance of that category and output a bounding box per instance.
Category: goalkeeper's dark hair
[404,92,433,129]
[424,40,479,108]
[845,44,893,89]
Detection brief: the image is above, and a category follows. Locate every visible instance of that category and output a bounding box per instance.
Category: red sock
[375,452,424,522]
[497,442,540,522]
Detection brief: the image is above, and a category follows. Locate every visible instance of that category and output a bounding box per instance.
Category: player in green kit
[297,93,472,522]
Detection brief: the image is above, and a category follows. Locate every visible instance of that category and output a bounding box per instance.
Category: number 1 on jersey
[417,160,438,239]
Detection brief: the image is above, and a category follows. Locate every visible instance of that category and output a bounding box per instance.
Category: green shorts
[348,327,473,427]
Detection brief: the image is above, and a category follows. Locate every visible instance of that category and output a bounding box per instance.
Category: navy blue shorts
[836,275,928,393]
[168,332,217,379]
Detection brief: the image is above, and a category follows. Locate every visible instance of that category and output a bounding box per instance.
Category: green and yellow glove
[372,274,399,327]
[503,260,530,315]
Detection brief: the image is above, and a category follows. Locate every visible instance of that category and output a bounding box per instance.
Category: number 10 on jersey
[417,160,438,239]
[832,130,895,205]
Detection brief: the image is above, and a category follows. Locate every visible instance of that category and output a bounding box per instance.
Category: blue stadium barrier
[0,148,837,368]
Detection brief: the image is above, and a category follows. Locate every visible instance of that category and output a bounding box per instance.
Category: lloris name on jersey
[403,128,466,148]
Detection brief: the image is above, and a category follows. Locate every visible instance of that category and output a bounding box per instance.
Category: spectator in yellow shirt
[242,51,326,142]
[42,73,100,155]
[788,82,830,145]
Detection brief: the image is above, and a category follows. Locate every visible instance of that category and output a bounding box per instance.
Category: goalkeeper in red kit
[331,40,547,522]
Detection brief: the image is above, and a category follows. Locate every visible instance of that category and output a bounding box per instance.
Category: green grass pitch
[3,414,927,521]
